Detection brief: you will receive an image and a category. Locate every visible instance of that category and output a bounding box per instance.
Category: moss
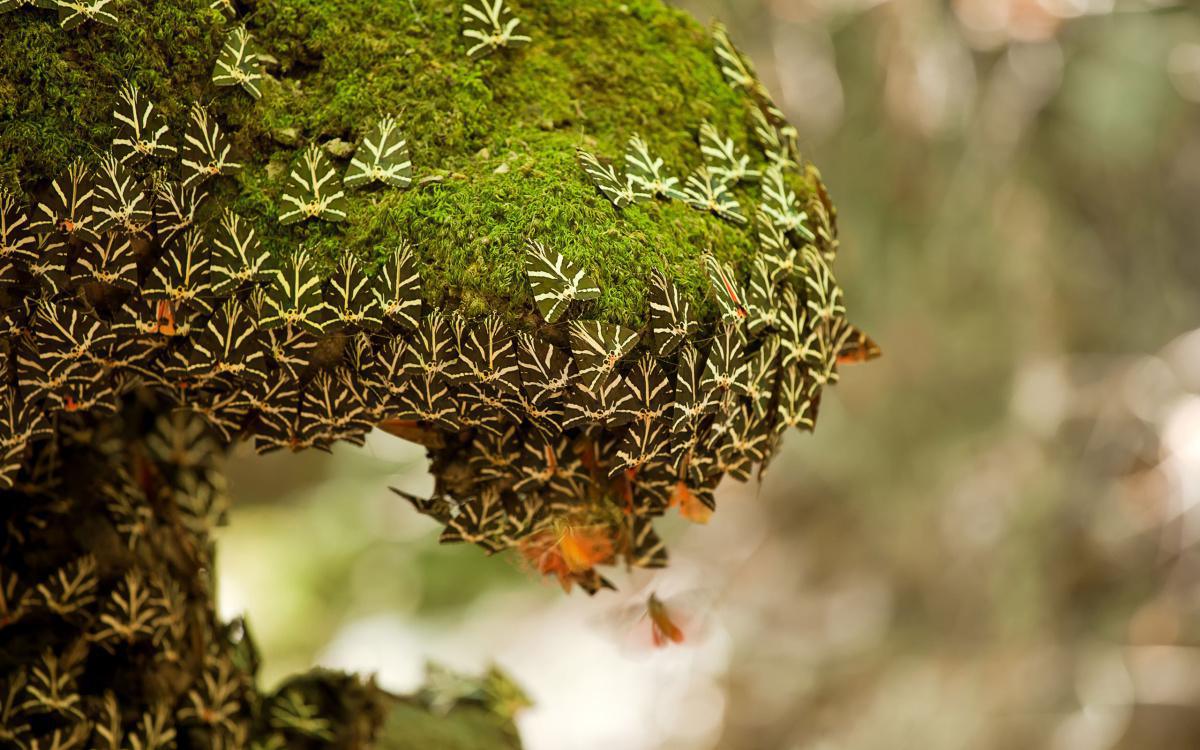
[0,0,801,328]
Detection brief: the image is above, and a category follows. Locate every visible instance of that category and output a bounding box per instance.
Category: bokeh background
[215,1,1200,748]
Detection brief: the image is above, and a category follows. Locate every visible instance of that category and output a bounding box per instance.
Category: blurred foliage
[219,1,1200,748]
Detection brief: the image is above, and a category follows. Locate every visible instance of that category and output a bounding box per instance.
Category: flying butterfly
[56,0,118,30]
[181,103,242,188]
[568,320,640,391]
[210,210,271,297]
[258,249,327,334]
[524,240,601,324]
[279,145,349,225]
[32,158,99,242]
[323,255,382,331]
[374,241,422,330]
[704,254,748,323]
[625,135,685,201]
[683,167,745,225]
[73,233,138,291]
[577,148,643,209]
[145,227,213,313]
[112,83,176,164]
[212,26,265,99]
[461,0,532,60]
[344,115,412,190]
[699,121,759,185]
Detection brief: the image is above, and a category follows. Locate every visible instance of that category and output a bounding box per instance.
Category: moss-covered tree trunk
[0,0,861,747]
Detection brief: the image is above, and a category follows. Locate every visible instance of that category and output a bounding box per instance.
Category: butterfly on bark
[461,0,532,60]
[624,135,685,201]
[344,115,412,190]
[524,240,600,324]
[279,145,349,225]
[683,167,746,225]
[213,26,265,99]
[577,148,645,209]
[181,103,242,189]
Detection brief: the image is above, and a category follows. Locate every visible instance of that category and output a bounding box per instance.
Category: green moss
[0,0,803,328]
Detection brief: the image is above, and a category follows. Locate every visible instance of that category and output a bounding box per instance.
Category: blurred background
[216,1,1200,748]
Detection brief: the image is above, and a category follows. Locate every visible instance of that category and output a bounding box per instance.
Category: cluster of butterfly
[0,407,371,750]
[461,0,531,60]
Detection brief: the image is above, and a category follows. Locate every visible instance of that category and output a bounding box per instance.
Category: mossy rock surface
[0,0,799,328]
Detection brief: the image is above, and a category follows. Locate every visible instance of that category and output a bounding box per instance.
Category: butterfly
[190,298,267,385]
[568,320,640,391]
[756,209,800,285]
[612,420,670,476]
[577,148,643,209]
[834,321,881,365]
[0,189,38,280]
[516,332,575,405]
[524,240,600,323]
[704,254,748,323]
[374,241,423,330]
[562,369,630,430]
[212,26,265,99]
[210,210,272,297]
[700,322,748,397]
[625,135,685,201]
[145,227,213,313]
[627,518,668,569]
[32,158,99,242]
[670,343,716,439]
[683,167,745,225]
[778,285,818,369]
[440,487,508,553]
[72,233,138,291]
[760,166,813,239]
[458,314,521,394]
[775,363,820,432]
[322,255,382,331]
[279,145,349,225]
[699,121,759,185]
[111,82,176,164]
[751,107,800,173]
[153,179,209,245]
[344,115,412,190]
[258,249,327,333]
[614,353,671,430]
[57,0,118,30]
[461,0,532,60]
[744,254,780,336]
[646,270,696,356]
[181,103,242,188]
[93,154,152,235]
